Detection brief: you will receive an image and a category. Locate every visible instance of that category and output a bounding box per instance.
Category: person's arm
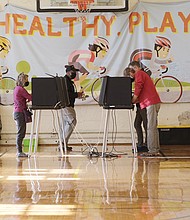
[132,95,138,104]
[68,91,78,99]
[68,91,84,99]
[22,88,32,102]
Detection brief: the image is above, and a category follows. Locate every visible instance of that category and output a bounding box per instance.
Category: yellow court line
[158,125,190,128]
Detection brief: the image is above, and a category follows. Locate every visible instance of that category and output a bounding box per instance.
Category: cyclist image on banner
[0,36,16,106]
[149,36,173,77]
[130,36,182,103]
[68,36,109,100]
[130,36,173,77]
[0,36,11,79]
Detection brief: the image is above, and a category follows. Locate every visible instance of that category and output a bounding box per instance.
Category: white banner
[0,2,190,105]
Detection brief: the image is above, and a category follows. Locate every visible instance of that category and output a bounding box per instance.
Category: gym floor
[0,144,190,219]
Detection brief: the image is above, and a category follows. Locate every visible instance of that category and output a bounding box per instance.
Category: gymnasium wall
[0,0,189,146]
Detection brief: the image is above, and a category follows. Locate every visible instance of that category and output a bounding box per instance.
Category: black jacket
[64,75,78,107]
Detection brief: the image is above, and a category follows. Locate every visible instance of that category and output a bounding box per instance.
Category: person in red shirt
[13,73,32,157]
[123,67,148,152]
[128,61,161,157]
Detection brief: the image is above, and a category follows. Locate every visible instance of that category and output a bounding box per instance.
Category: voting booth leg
[102,109,110,157]
[56,110,66,157]
[29,111,35,156]
[29,109,66,157]
[101,109,137,157]
[129,110,137,155]
[29,110,40,156]
[34,110,41,154]
[60,109,67,154]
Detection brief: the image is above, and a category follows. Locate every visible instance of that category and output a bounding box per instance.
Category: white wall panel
[0,0,189,146]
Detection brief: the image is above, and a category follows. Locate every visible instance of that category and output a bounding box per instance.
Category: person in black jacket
[61,65,83,151]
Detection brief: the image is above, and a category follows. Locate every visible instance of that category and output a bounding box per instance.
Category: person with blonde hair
[13,73,32,157]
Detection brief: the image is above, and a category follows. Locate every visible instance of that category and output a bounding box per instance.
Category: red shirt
[134,70,161,109]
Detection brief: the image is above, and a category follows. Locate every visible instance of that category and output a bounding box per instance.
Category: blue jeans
[14,112,26,153]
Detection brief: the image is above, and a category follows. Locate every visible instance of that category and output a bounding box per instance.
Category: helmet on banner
[93,37,110,52]
[88,37,109,57]
[154,36,171,58]
[0,36,11,58]
[155,36,171,48]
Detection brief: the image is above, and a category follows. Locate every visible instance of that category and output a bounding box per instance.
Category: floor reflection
[55,156,77,205]
[28,157,42,204]
[134,158,161,218]
[13,157,32,204]
[0,146,190,219]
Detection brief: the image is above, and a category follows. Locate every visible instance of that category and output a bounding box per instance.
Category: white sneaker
[17,152,28,158]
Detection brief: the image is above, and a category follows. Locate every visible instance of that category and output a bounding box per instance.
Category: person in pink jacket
[13,73,32,157]
[128,61,161,157]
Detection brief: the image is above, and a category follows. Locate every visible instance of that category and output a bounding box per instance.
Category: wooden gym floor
[0,145,190,220]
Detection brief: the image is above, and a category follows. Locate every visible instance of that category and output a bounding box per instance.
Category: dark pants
[14,112,26,153]
[134,105,147,147]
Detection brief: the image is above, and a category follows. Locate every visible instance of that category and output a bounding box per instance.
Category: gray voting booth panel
[99,76,133,109]
[32,77,69,109]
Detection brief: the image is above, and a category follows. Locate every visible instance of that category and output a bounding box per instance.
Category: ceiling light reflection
[22,172,47,175]
[7,176,45,180]
[47,177,80,180]
[49,169,80,174]
[28,204,74,216]
[25,169,47,171]
[0,204,75,216]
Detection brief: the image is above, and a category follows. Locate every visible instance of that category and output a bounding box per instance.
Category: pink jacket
[13,86,32,112]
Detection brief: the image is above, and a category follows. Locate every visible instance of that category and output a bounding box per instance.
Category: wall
[0,0,190,146]
[1,0,190,11]
[1,102,189,145]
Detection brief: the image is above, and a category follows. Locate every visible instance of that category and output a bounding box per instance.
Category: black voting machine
[29,76,70,157]
[98,76,137,156]
[32,77,69,109]
[99,76,133,109]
